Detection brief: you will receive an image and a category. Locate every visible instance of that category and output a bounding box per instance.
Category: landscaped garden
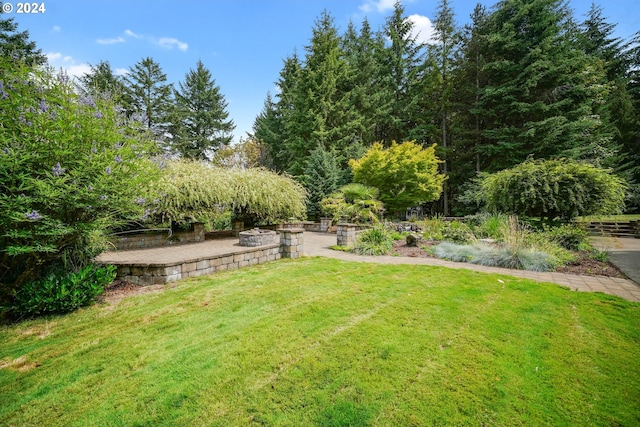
[1,258,639,426]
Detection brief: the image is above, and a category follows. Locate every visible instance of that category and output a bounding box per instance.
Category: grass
[578,214,640,222]
[1,257,639,426]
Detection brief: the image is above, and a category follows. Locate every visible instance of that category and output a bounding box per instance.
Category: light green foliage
[353,225,394,255]
[480,159,627,220]
[152,161,307,225]
[320,183,383,224]
[350,141,445,216]
[0,59,161,297]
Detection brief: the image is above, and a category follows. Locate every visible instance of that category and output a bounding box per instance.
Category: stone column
[280,228,304,259]
[193,222,205,242]
[320,217,332,233]
[337,223,358,247]
[232,221,244,237]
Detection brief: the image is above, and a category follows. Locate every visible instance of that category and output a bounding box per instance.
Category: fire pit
[238,228,277,247]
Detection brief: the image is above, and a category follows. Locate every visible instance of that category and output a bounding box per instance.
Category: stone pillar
[193,222,205,242]
[232,221,244,237]
[337,223,358,247]
[320,217,332,233]
[280,228,304,259]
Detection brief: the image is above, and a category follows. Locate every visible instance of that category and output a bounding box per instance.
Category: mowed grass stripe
[1,257,638,426]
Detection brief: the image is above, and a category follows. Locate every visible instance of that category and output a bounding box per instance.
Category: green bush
[543,224,589,251]
[320,183,383,224]
[353,226,394,256]
[479,159,627,220]
[440,221,475,243]
[0,59,161,301]
[4,264,116,318]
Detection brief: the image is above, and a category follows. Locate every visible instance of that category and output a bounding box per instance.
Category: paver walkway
[304,232,640,302]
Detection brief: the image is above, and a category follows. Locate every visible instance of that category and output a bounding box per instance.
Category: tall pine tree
[171,60,234,160]
[122,57,173,138]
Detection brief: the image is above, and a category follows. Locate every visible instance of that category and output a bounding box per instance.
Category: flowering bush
[0,59,161,304]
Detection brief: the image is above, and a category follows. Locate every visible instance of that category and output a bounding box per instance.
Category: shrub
[353,226,394,256]
[440,221,475,243]
[543,224,589,251]
[320,183,383,224]
[4,264,116,318]
[0,59,161,301]
[433,242,556,272]
[479,158,627,221]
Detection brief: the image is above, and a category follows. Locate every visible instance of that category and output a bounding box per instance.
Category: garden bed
[390,240,627,279]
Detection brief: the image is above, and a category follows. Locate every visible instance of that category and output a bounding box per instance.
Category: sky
[8,0,640,143]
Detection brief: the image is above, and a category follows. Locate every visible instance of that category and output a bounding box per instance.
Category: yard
[1,257,639,426]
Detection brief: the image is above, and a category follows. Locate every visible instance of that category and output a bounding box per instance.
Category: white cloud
[156,37,188,52]
[51,25,61,33]
[46,52,62,62]
[115,68,129,76]
[96,36,125,45]
[124,29,142,39]
[407,14,435,45]
[359,0,396,13]
[45,52,91,78]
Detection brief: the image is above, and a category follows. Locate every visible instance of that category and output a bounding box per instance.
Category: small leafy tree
[0,59,161,301]
[479,159,627,220]
[350,141,445,216]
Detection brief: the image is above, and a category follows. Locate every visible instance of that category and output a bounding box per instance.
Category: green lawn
[578,214,640,222]
[1,258,639,426]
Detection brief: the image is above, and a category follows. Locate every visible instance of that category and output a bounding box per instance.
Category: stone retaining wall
[110,228,304,285]
[117,245,282,285]
[110,223,205,250]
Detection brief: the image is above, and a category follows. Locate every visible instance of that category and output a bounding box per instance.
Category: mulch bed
[391,240,628,279]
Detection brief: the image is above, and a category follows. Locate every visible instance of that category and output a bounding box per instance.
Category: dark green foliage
[78,61,126,102]
[480,159,627,220]
[4,264,116,318]
[303,146,341,219]
[0,16,46,65]
[171,60,235,160]
[122,57,173,137]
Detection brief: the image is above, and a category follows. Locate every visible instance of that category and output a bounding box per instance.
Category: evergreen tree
[476,0,613,171]
[78,61,126,101]
[303,145,342,219]
[0,16,46,65]
[171,60,234,160]
[341,18,391,146]
[285,10,361,176]
[379,1,429,144]
[122,57,173,137]
[428,0,461,215]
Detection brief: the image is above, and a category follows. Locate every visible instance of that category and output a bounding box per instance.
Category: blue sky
[10,0,640,143]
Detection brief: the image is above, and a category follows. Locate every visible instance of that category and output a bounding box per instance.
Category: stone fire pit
[239,228,277,247]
